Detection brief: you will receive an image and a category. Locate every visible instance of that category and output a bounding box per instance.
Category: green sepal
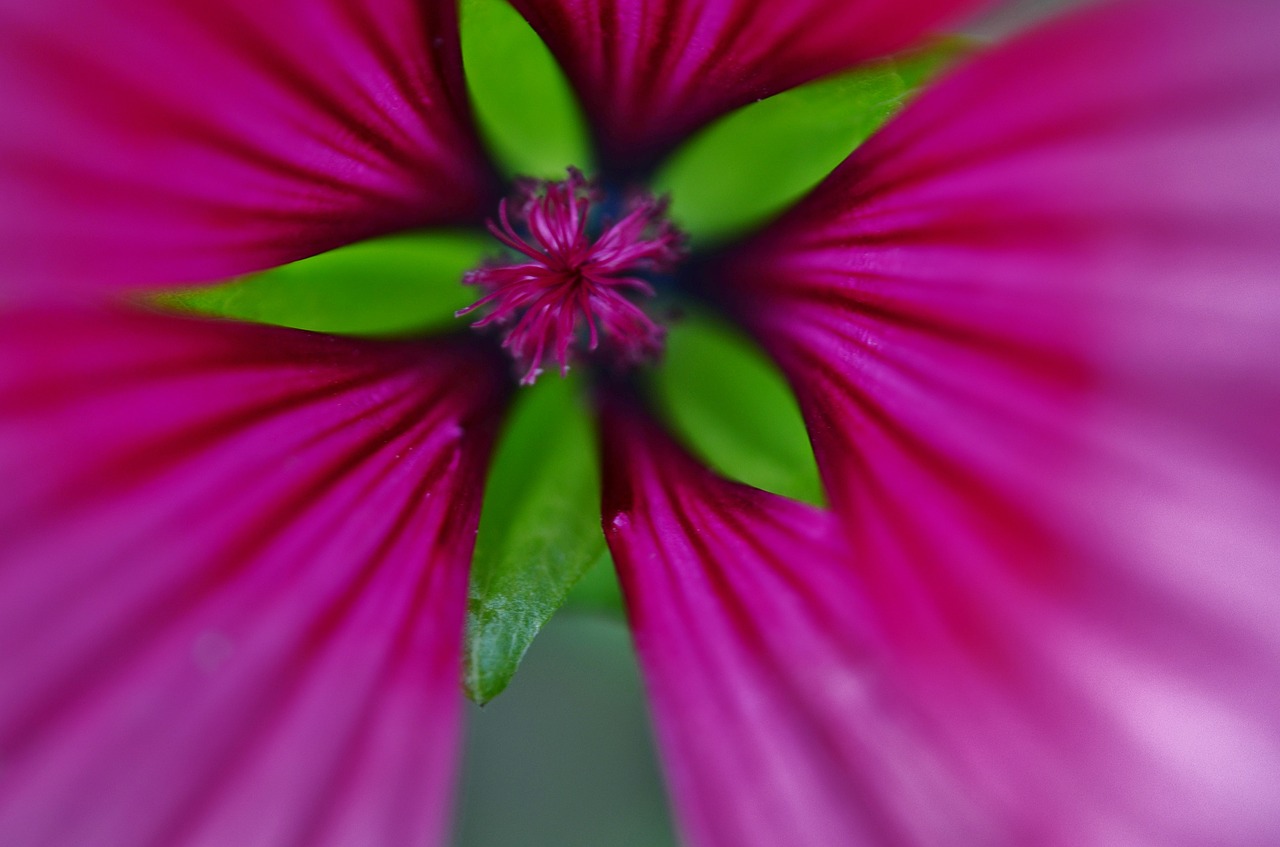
[460,0,593,179]
[653,39,970,246]
[465,375,609,704]
[650,310,824,506]
[147,231,486,336]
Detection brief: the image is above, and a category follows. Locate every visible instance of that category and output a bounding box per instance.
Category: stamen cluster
[457,169,684,385]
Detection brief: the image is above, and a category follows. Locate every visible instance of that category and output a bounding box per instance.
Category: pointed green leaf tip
[146,232,486,336]
[652,310,825,507]
[465,375,609,704]
[653,38,971,246]
[461,0,593,179]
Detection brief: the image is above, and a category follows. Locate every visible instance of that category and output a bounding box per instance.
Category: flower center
[457,168,684,385]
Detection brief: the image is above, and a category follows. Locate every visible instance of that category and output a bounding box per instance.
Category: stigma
[457,168,684,385]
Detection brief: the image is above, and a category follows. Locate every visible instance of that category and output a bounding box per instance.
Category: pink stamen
[457,169,684,385]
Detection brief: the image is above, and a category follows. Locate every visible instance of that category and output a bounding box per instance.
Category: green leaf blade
[465,375,608,703]
[653,39,970,246]
[148,231,485,336]
[461,0,593,179]
[651,311,824,506]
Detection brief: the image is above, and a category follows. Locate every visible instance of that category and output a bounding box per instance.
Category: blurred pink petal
[674,0,1280,842]
[599,399,894,846]
[508,0,987,172]
[0,0,498,294]
[601,397,1280,846]
[0,308,510,846]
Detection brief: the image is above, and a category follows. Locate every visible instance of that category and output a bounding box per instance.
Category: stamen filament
[457,169,684,385]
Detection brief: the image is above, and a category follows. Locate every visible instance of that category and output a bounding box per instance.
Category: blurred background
[454,1,1089,844]
[454,614,675,846]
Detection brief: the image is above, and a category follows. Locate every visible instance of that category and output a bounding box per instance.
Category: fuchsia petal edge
[509,0,988,172]
[0,0,499,294]
[0,308,510,846]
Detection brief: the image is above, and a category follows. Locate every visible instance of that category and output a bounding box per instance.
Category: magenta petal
[599,403,889,846]
[601,396,1280,846]
[677,1,1280,841]
[0,0,498,293]
[714,0,1280,579]
[0,308,510,846]
[508,0,986,171]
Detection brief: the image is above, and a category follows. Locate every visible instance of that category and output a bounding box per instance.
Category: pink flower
[2,0,1279,845]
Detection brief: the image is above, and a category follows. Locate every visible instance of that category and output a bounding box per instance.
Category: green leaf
[653,39,970,246]
[465,375,608,703]
[650,310,824,506]
[147,231,485,336]
[461,0,593,179]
